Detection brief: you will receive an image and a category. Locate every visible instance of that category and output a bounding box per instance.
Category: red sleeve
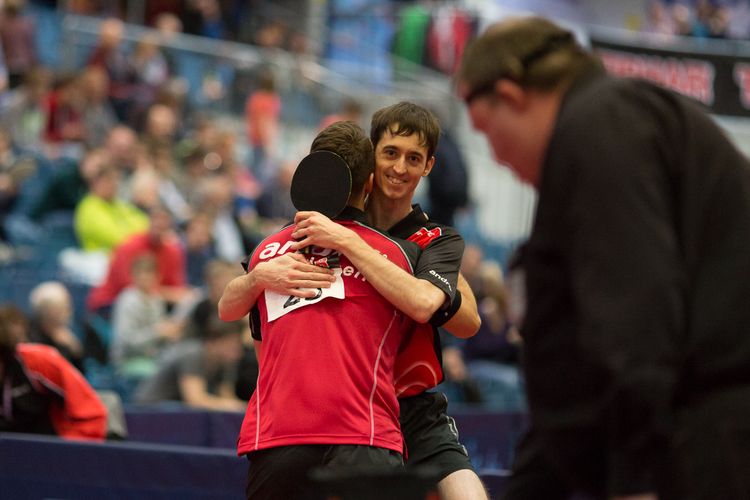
[86,245,132,311]
[18,345,108,441]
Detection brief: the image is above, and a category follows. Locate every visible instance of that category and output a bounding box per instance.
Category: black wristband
[429,289,462,327]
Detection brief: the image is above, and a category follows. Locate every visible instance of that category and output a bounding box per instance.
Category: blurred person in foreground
[457,16,750,500]
[0,304,107,440]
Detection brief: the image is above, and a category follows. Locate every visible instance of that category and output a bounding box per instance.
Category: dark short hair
[458,16,600,95]
[310,121,374,196]
[370,102,441,159]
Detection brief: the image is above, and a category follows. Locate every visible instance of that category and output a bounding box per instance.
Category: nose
[393,156,407,174]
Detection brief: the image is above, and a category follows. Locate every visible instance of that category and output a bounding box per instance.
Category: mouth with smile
[385,173,407,186]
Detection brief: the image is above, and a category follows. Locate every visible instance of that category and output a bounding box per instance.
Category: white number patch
[264,268,345,322]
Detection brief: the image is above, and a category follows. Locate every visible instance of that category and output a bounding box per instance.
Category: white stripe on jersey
[254,374,261,450]
[369,310,398,445]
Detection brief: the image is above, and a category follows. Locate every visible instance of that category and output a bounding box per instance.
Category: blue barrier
[0,430,513,499]
[0,433,247,500]
[124,406,528,471]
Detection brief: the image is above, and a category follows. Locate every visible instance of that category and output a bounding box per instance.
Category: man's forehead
[378,130,429,156]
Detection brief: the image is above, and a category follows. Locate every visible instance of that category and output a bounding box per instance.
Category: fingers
[290,237,311,252]
[285,281,332,297]
[286,287,323,298]
[294,211,318,224]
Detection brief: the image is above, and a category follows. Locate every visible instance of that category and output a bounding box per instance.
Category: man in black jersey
[220,103,486,500]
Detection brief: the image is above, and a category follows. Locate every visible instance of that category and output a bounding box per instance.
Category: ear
[422,156,435,177]
[495,79,529,112]
[364,173,374,194]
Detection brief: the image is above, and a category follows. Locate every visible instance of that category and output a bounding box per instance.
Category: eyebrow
[381,145,425,160]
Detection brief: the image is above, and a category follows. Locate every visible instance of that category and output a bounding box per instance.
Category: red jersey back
[237,214,420,456]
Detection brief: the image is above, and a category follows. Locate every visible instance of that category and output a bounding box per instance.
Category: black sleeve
[412,227,464,305]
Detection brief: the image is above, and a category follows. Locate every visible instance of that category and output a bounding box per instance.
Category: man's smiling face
[373,128,434,202]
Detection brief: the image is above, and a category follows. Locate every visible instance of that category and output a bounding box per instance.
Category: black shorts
[245,444,403,500]
[399,391,475,481]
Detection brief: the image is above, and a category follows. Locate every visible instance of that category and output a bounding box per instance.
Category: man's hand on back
[292,211,357,253]
[256,252,336,298]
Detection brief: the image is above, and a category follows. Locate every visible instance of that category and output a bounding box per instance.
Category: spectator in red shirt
[87,204,196,316]
[44,73,86,155]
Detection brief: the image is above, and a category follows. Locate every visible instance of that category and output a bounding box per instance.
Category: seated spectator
[183,259,240,339]
[644,0,677,36]
[140,103,178,153]
[0,0,37,89]
[0,126,35,246]
[461,260,524,411]
[182,212,217,287]
[28,147,103,224]
[438,341,483,405]
[254,158,296,228]
[105,125,140,193]
[110,253,183,382]
[127,162,162,212]
[132,315,246,411]
[87,17,136,125]
[43,72,86,159]
[79,65,117,149]
[73,159,149,253]
[195,173,249,263]
[130,32,170,122]
[150,145,193,225]
[0,64,51,153]
[464,261,521,367]
[28,281,84,372]
[0,307,108,440]
[87,204,195,316]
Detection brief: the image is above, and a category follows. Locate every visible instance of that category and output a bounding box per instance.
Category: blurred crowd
[644,0,750,39]
[0,0,327,413]
[0,0,521,424]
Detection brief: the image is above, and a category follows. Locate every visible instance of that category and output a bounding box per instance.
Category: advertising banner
[591,38,750,117]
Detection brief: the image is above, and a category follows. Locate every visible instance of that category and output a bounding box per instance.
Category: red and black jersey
[388,205,464,398]
[1,344,108,440]
[237,207,422,456]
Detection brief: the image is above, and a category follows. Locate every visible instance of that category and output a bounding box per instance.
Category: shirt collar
[386,204,428,236]
[335,206,369,224]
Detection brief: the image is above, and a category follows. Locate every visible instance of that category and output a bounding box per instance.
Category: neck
[347,190,367,211]
[367,190,412,231]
